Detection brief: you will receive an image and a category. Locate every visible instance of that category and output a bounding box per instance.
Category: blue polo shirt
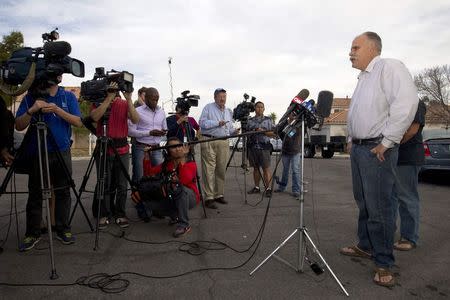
[16,87,81,153]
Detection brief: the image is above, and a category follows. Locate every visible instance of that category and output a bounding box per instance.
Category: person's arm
[124,91,139,124]
[264,118,277,138]
[380,60,419,148]
[400,122,420,144]
[89,93,115,122]
[199,105,220,130]
[41,93,83,127]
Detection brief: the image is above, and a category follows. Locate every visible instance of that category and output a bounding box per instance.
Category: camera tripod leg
[302,228,349,296]
[36,123,58,279]
[44,128,94,232]
[250,228,299,275]
[68,148,97,230]
[94,138,108,251]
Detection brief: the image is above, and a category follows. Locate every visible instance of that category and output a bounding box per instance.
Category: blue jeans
[350,144,398,268]
[131,144,163,185]
[277,153,300,193]
[392,165,421,245]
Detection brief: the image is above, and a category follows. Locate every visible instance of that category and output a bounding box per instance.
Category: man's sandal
[394,239,416,251]
[373,267,395,287]
[339,245,372,259]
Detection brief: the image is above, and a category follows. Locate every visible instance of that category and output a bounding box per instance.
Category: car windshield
[423,128,450,140]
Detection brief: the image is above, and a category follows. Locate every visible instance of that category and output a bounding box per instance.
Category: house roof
[324,110,348,125]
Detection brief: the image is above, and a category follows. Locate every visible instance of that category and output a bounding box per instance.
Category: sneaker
[205,200,218,209]
[19,236,41,252]
[168,216,178,226]
[274,189,284,193]
[214,197,228,204]
[116,217,130,228]
[98,217,109,230]
[265,189,272,198]
[56,232,75,245]
[248,187,260,194]
[173,226,191,238]
[292,192,300,198]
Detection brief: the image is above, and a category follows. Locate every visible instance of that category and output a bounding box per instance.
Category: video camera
[0,28,85,98]
[80,67,134,103]
[233,93,256,122]
[176,90,199,115]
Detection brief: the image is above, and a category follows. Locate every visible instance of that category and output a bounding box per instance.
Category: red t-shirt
[143,160,200,203]
[94,98,129,155]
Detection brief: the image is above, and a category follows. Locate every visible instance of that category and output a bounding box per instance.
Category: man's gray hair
[363,31,382,53]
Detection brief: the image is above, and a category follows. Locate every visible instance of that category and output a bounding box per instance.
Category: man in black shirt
[391,100,426,251]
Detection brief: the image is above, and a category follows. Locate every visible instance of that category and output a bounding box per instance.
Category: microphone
[302,99,316,113]
[278,89,310,125]
[316,90,333,118]
[43,41,72,58]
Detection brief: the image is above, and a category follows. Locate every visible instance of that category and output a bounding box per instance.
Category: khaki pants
[200,138,229,200]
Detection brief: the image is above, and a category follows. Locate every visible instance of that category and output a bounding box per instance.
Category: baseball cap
[214,88,226,96]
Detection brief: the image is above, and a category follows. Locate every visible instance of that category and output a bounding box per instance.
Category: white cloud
[1,0,449,119]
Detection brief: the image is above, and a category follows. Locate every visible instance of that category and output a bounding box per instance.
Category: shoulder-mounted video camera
[0,28,85,99]
[80,67,134,103]
[176,90,199,115]
[233,93,256,122]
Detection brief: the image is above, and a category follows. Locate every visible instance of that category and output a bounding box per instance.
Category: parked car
[229,137,243,151]
[269,137,282,153]
[229,137,282,154]
[420,128,450,175]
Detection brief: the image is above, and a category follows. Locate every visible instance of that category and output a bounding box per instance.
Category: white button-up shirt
[128,105,167,145]
[347,56,419,148]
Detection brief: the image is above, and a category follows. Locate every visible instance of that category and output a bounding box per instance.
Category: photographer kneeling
[132,137,199,238]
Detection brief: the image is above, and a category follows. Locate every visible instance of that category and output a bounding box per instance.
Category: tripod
[0,113,87,279]
[182,120,207,218]
[249,116,349,297]
[226,120,250,203]
[70,112,133,250]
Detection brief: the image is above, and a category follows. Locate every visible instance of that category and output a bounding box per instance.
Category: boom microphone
[316,90,333,118]
[43,41,72,58]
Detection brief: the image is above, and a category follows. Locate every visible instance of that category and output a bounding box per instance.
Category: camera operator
[199,88,238,209]
[166,103,200,143]
[128,87,167,221]
[0,95,14,167]
[89,82,139,229]
[246,101,276,197]
[132,137,199,237]
[15,75,83,251]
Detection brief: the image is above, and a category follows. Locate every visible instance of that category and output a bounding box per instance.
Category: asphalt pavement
[0,153,449,299]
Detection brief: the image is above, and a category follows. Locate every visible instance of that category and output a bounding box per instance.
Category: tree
[0,31,24,63]
[414,65,450,125]
[0,31,24,106]
[269,112,277,123]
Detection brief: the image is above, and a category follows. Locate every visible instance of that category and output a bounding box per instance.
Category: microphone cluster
[276,89,334,138]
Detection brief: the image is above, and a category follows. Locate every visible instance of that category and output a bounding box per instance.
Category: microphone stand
[249,115,349,297]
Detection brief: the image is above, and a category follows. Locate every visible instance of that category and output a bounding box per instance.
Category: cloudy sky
[1,0,449,119]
